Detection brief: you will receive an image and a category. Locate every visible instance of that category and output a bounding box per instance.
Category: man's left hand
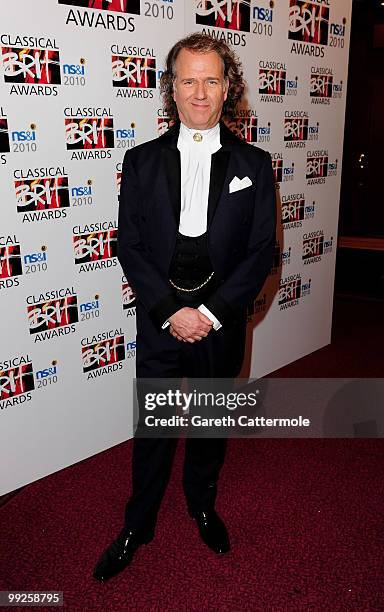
[169,326,187,342]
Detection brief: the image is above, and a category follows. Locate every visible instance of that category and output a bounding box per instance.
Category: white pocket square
[229,175,253,193]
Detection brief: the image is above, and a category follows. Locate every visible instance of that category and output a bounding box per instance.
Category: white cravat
[162,121,223,331]
[177,122,221,236]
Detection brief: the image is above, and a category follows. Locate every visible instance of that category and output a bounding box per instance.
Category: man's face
[172,48,228,130]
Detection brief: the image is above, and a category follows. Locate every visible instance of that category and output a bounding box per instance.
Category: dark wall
[339,0,384,237]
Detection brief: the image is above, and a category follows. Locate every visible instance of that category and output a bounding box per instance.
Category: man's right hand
[168,307,213,343]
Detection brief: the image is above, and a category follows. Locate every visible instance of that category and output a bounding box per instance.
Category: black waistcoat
[168,231,218,305]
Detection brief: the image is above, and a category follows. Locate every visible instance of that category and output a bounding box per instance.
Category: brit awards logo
[310,67,343,103]
[64,107,114,160]
[306,150,328,184]
[226,113,257,143]
[81,329,125,379]
[284,111,308,148]
[1,354,61,410]
[278,273,311,310]
[302,231,323,263]
[73,221,118,273]
[302,230,333,264]
[288,0,329,56]
[112,45,156,99]
[306,151,338,182]
[122,276,136,315]
[157,113,174,136]
[196,0,250,30]
[0,354,34,410]
[279,274,301,309]
[195,0,250,47]
[157,109,175,135]
[271,153,295,183]
[58,1,138,31]
[14,166,69,223]
[289,1,347,57]
[272,154,283,182]
[0,35,60,95]
[310,67,332,102]
[226,110,270,144]
[26,287,78,343]
[281,193,316,229]
[281,194,305,228]
[0,235,22,290]
[258,60,298,103]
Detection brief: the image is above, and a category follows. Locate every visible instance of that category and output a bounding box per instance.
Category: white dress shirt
[177,121,221,236]
[162,121,223,332]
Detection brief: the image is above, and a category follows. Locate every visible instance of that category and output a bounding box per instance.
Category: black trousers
[124,295,247,532]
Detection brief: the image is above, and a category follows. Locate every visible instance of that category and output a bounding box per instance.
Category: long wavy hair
[160,32,245,121]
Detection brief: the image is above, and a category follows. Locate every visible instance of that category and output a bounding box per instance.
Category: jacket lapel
[207,148,230,227]
[207,122,238,227]
[163,147,181,227]
[161,121,181,227]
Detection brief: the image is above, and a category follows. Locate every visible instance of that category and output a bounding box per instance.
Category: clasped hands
[168,307,213,343]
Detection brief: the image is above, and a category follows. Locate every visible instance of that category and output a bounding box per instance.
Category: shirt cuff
[161,319,171,329]
[198,304,222,331]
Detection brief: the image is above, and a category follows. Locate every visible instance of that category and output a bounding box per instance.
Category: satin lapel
[163,147,181,227]
[207,149,231,227]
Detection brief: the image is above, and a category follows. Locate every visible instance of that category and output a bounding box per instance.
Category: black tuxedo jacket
[117,120,276,331]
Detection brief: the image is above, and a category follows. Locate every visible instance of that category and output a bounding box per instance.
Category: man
[93,32,276,582]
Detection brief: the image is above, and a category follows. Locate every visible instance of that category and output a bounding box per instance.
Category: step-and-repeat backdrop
[0,0,352,494]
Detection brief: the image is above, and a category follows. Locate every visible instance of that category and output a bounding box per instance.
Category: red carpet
[1,298,383,610]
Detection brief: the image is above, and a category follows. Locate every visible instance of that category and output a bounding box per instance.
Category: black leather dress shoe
[93,527,153,582]
[190,510,230,554]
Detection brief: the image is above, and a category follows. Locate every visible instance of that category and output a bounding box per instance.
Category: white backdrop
[0,0,352,494]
